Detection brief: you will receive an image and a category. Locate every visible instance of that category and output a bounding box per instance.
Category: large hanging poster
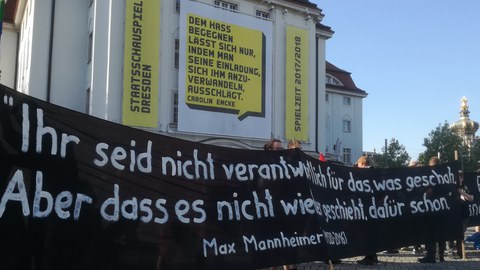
[122,0,160,128]
[178,1,272,139]
[285,26,309,141]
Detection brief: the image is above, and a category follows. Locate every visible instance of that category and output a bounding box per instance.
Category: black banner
[0,84,475,269]
[0,85,326,270]
[306,159,463,259]
[465,172,480,226]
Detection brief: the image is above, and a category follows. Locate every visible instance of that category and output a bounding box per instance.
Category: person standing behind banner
[355,156,380,266]
[264,138,284,151]
[287,138,301,150]
[418,156,446,263]
[450,170,474,259]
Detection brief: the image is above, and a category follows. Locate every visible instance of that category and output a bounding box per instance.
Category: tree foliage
[418,122,463,166]
[373,138,410,168]
[462,137,480,172]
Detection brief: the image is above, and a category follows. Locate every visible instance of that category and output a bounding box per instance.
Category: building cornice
[326,85,368,98]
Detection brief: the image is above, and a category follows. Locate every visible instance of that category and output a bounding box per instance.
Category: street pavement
[295,228,480,270]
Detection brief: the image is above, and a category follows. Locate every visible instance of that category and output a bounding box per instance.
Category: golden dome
[451,97,479,134]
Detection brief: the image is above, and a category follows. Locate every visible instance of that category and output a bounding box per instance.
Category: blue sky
[313,0,480,160]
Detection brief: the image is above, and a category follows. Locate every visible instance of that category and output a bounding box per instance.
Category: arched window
[326,74,342,86]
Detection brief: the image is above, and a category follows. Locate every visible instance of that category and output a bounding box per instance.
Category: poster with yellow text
[178,1,272,139]
[285,26,309,141]
[122,0,160,128]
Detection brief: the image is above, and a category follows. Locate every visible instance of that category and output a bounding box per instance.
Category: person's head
[287,138,302,149]
[354,156,370,168]
[264,139,283,151]
[428,156,440,166]
[408,160,420,167]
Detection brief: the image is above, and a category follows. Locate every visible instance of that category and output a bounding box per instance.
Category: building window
[85,88,91,114]
[343,148,351,163]
[343,96,351,106]
[214,0,237,12]
[343,119,351,133]
[325,93,329,102]
[326,74,342,86]
[87,1,94,64]
[174,39,179,69]
[256,10,270,20]
[88,33,93,63]
[175,0,180,13]
[172,91,178,124]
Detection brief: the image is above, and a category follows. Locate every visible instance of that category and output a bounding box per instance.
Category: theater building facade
[0,0,366,164]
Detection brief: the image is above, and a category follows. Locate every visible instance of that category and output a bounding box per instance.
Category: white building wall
[104,0,125,123]
[0,25,18,88]
[89,0,113,119]
[352,95,364,160]
[324,95,333,153]
[14,0,88,113]
[306,17,319,150]
[324,89,364,164]
[340,96,354,163]
[315,36,327,154]
[17,0,52,100]
[271,7,287,141]
[49,0,89,112]
[159,0,180,133]
[331,93,343,157]
[86,0,127,122]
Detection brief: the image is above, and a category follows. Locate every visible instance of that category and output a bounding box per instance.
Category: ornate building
[451,97,479,156]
